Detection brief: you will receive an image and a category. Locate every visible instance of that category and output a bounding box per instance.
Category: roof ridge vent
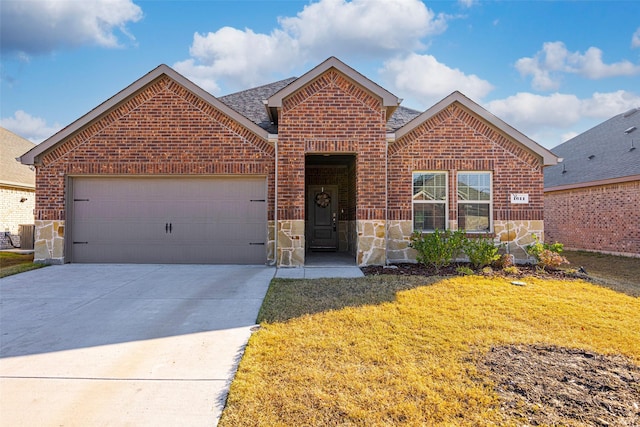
[622,108,639,118]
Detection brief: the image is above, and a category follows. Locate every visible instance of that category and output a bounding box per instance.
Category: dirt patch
[477,344,640,426]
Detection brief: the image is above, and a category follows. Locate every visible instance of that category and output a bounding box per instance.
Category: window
[457,172,492,232]
[413,172,447,231]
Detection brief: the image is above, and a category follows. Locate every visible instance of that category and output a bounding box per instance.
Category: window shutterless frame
[457,171,493,233]
[412,171,448,232]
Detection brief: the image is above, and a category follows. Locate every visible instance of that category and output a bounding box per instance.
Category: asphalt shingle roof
[0,127,35,188]
[218,78,422,134]
[544,108,640,188]
[219,78,296,134]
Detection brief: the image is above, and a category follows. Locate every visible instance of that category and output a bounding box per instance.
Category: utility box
[19,224,35,250]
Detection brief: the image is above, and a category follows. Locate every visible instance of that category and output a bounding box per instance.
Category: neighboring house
[1,127,36,249]
[544,109,640,257]
[20,57,558,266]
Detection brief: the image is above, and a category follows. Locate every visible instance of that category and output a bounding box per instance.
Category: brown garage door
[69,176,267,264]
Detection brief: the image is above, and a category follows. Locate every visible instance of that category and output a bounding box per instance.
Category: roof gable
[544,108,640,189]
[0,127,35,188]
[20,65,269,165]
[395,91,559,166]
[266,57,401,124]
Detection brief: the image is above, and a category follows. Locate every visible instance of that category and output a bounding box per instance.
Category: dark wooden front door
[307,185,338,251]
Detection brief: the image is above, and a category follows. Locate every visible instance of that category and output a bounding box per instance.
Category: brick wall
[0,186,35,248]
[277,70,388,221]
[35,76,275,222]
[389,103,545,226]
[545,180,640,256]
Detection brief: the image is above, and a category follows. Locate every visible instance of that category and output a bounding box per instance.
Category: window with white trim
[457,172,492,232]
[412,172,447,231]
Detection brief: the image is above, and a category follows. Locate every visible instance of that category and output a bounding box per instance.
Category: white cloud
[516,41,640,91]
[0,0,142,55]
[280,0,446,56]
[632,28,640,49]
[380,53,494,108]
[0,110,62,143]
[174,0,447,93]
[457,0,478,8]
[485,90,640,147]
[174,27,300,93]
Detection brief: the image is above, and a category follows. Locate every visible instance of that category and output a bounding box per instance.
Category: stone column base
[357,220,386,266]
[34,220,65,264]
[277,220,305,267]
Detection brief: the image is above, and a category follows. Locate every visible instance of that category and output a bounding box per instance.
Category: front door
[307,185,338,251]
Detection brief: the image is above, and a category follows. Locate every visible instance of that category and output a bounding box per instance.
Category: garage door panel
[70,177,267,264]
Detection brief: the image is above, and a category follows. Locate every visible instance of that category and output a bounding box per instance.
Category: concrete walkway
[275,252,364,279]
[0,264,274,427]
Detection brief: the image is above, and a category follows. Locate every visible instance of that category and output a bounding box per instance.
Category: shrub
[409,229,466,273]
[503,266,520,275]
[538,249,570,270]
[493,253,515,269]
[463,237,501,269]
[456,266,475,276]
[526,234,569,270]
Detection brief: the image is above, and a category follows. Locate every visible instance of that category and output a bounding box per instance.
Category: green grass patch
[220,275,640,426]
[0,252,47,278]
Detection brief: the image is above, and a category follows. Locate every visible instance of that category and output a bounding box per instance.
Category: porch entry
[304,154,357,261]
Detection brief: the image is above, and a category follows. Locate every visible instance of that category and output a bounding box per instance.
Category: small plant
[481,266,494,275]
[526,234,569,270]
[456,266,475,276]
[463,237,502,269]
[409,229,466,273]
[503,266,520,275]
[493,253,515,269]
[538,249,570,270]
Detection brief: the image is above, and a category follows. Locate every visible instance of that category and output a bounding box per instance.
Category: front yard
[220,273,639,426]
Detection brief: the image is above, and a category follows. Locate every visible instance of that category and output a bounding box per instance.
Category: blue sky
[1,0,639,149]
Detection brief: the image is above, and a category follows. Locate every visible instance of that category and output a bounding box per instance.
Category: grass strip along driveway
[220,275,639,426]
[0,252,46,278]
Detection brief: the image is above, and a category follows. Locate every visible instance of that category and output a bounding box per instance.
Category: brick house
[544,108,640,257]
[20,57,558,265]
[1,127,35,249]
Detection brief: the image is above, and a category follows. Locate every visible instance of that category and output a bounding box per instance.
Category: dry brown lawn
[220,275,639,426]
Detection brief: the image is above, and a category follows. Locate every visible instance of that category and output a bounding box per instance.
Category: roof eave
[20,64,270,165]
[394,91,560,167]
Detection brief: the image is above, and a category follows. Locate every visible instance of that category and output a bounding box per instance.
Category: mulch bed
[361,261,575,280]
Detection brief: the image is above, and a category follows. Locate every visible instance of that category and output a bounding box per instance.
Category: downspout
[269,134,278,266]
[385,132,393,266]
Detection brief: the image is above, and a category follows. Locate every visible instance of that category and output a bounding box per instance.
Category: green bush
[526,234,569,270]
[463,237,501,269]
[409,229,466,273]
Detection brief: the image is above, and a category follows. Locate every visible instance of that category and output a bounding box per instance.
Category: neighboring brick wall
[0,186,35,249]
[277,70,388,221]
[545,180,640,256]
[35,75,275,223]
[388,103,545,225]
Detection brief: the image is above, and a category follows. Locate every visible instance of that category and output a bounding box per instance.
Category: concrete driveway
[0,264,274,426]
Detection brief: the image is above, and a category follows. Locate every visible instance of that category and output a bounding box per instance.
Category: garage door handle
[165,223,169,233]
[169,223,172,233]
